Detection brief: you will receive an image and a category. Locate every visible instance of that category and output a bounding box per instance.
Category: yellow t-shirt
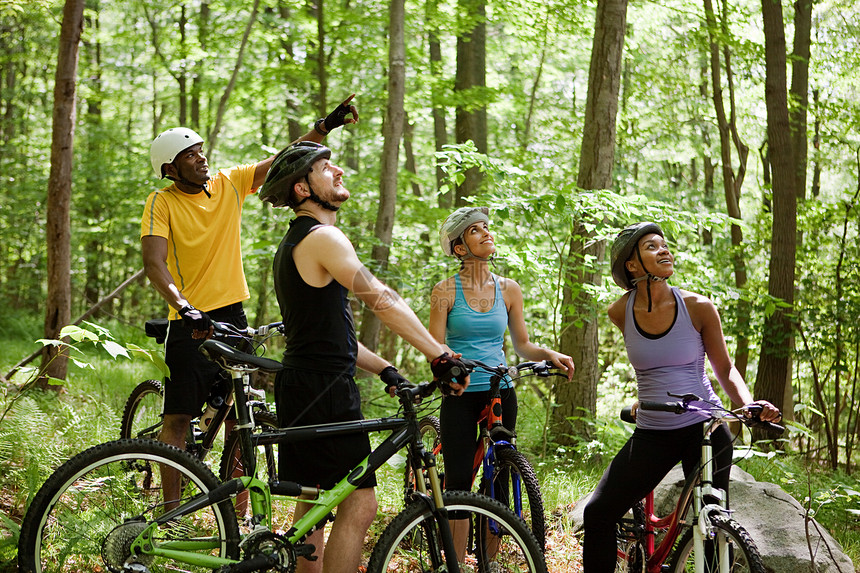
[141,164,257,319]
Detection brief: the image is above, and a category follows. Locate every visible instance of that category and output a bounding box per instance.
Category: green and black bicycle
[18,333,547,573]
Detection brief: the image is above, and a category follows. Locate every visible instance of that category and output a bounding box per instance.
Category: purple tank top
[623,287,721,430]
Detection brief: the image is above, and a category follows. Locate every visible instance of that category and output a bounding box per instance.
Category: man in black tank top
[260,142,470,573]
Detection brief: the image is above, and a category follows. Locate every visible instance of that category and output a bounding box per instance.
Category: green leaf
[71,358,94,370]
[100,340,130,360]
[60,324,100,342]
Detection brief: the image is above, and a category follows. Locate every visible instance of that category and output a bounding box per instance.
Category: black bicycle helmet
[259,141,332,208]
[610,222,664,290]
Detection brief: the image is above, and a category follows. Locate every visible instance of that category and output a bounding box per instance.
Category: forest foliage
[2,0,860,560]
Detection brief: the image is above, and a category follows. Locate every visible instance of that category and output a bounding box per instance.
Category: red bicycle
[614,394,783,573]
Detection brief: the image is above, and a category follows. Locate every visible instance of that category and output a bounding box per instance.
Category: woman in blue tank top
[429,207,575,558]
[582,222,782,572]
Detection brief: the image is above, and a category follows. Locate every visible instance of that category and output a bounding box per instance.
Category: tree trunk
[522,13,550,152]
[704,0,751,380]
[554,0,628,443]
[276,1,304,143]
[82,3,103,312]
[403,112,421,196]
[790,0,811,205]
[191,0,210,131]
[755,0,797,428]
[359,0,405,353]
[40,0,85,388]
[178,4,188,126]
[454,0,487,203]
[427,0,450,207]
[313,0,328,117]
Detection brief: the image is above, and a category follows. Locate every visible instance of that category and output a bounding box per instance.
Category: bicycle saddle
[199,339,284,373]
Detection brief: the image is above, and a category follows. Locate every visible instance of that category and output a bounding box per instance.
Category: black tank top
[274,216,357,375]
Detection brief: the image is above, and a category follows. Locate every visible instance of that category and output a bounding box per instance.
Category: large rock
[570,466,855,572]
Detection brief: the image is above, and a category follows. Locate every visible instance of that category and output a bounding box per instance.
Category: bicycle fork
[691,425,729,573]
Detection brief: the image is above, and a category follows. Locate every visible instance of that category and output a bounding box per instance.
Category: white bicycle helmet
[150,127,204,178]
[439,207,490,257]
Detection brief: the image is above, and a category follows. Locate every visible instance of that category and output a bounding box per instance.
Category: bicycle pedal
[295,544,317,560]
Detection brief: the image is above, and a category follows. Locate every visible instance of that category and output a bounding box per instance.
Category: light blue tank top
[446,274,510,392]
[624,287,722,430]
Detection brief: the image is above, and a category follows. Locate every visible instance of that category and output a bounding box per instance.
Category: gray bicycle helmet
[610,222,664,290]
[259,141,332,208]
[439,207,490,257]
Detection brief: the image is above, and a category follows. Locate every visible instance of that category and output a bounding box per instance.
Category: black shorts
[275,368,377,490]
[163,303,248,417]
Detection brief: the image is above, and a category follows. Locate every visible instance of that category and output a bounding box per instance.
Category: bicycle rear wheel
[404,415,444,500]
[219,410,279,518]
[615,500,646,573]
[666,514,765,573]
[482,447,546,551]
[120,379,164,441]
[368,490,546,573]
[18,438,240,573]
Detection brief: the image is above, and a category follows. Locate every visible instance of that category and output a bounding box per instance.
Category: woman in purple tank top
[582,222,781,572]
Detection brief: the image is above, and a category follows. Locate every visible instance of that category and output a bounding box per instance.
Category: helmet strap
[631,246,667,312]
[167,165,210,197]
[299,174,339,212]
[454,235,494,265]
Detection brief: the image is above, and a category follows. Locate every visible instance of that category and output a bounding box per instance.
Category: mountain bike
[405,358,565,551]
[614,393,784,573]
[18,336,547,573]
[120,319,282,485]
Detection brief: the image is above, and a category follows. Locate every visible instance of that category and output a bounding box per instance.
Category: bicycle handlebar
[212,320,284,340]
[395,380,438,403]
[456,357,564,379]
[628,396,785,436]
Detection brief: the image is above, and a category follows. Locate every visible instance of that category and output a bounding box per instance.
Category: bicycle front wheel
[666,514,766,573]
[368,490,546,573]
[482,447,546,551]
[404,415,444,501]
[18,438,240,573]
[120,379,164,441]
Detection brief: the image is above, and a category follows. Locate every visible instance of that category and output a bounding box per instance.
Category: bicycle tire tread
[666,513,766,573]
[119,379,163,440]
[485,447,546,551]
[18,438,240,573]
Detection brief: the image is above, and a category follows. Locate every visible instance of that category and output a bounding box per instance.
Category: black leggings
[439,388,517,491]
[582,422,733,572]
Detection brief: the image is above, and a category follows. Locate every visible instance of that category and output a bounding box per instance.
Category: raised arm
[252,94,359,188]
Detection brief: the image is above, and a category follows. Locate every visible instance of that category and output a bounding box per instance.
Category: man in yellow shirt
[140,95,358,507]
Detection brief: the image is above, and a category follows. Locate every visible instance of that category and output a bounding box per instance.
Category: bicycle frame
[617,416,732,573]
[133,319,275,460]
[471,376,525,518]
[129,343,459,571]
